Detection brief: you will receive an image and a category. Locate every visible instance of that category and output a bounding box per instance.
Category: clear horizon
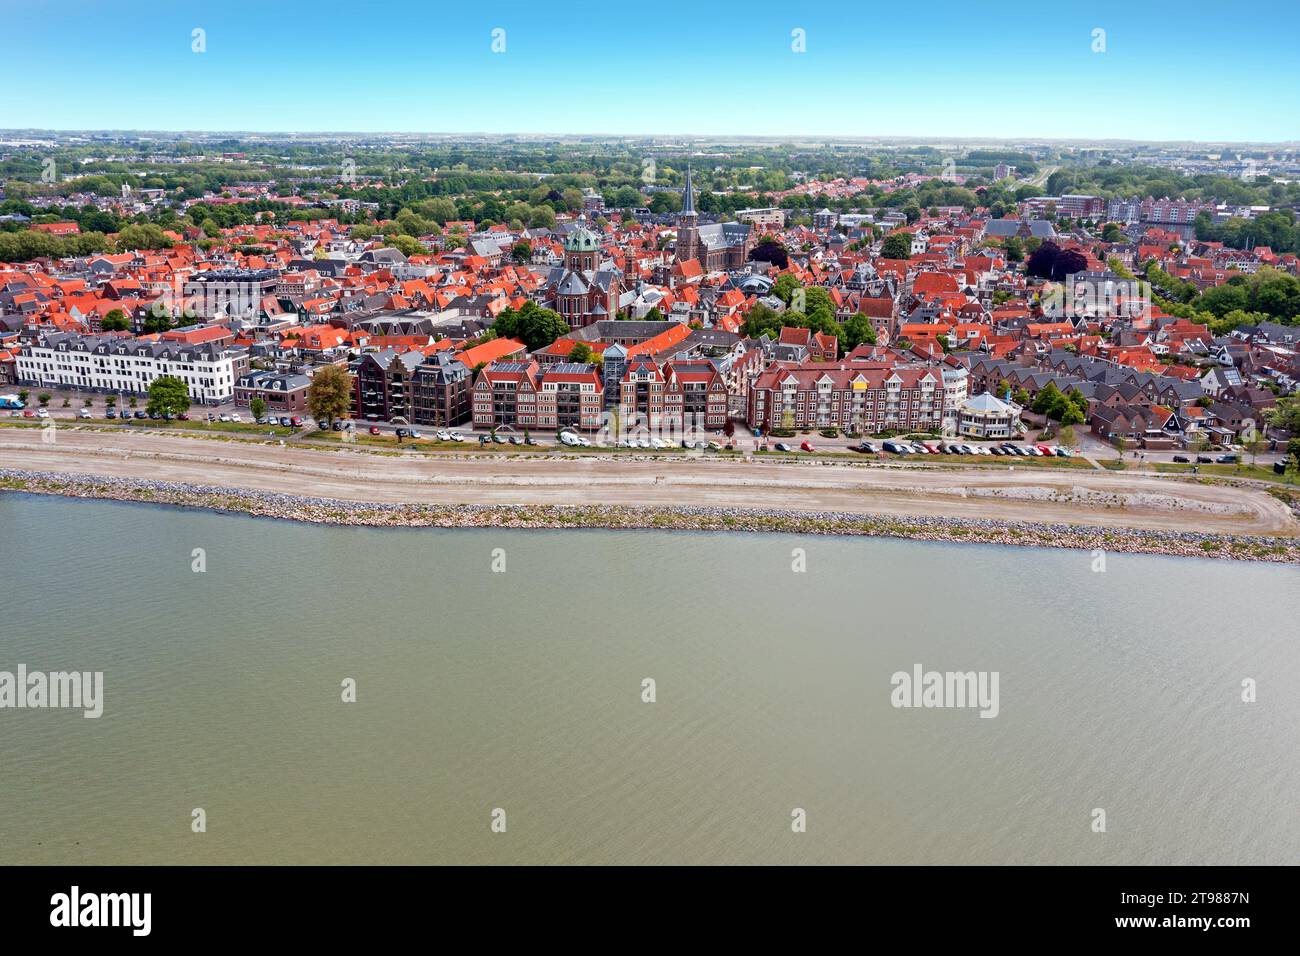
[4,128,1298,148]
[5,0,1299,143]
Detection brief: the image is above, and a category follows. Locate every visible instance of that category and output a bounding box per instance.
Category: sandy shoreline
[4,468,1297,563]
[2,428,1297,562]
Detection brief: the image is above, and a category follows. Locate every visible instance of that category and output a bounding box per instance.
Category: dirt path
[3,429,1296,536]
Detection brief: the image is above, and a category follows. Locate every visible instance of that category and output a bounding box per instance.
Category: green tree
[840,313,878,352]
[250,397,267,421]
[1265,395,1300,435]
[37,392,51,407]
[879,233,912,260]
[569,342,593,364]
[116,223,172,251]
[491,301,570,352]
[101,308,130,332]
[146,376,191,417]
[306,364,353,425]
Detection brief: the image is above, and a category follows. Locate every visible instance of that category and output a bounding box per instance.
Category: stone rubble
[2,467,1296,563]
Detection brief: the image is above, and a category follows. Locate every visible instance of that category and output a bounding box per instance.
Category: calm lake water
[1,492,1296,865]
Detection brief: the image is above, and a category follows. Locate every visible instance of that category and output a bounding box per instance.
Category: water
[0,493,1296,865]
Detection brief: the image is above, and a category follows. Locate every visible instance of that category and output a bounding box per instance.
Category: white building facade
[16,333,247,405]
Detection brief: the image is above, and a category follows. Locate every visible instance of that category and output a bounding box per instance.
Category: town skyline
[5,130,1300,149]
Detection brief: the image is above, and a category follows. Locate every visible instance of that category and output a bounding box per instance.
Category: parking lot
[4,385,1290,467]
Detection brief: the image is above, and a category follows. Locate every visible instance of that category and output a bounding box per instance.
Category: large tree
[100,308,130,332]
[491,301,570,352]
[840,313,878,352]
[879,233,913,260]
[307,364,353,425]
[146,375,191,417]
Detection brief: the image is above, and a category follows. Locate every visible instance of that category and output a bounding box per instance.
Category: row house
[234,369,311,412]
[533,363,605,431]
[1091,404,1179,448]
[351,349,423,422]
[662,361,729,430]
[411,352,473,427]
[473,361,537,430]
[747,363,945,434]
[16,331,247,405]
[472,360,604,432]
[619,360,667,428]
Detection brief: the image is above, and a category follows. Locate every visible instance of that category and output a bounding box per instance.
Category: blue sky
[4,0,1297,142]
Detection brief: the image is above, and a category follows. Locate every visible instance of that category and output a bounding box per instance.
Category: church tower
[563,219,600,273]
[675,165,699,265]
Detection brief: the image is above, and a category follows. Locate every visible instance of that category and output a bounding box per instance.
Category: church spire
[681,165,696,217]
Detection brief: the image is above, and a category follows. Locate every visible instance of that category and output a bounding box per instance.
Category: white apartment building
[941,365,969,435]
[16,333,247,405]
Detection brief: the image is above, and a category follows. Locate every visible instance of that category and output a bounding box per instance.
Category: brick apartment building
[747,362,945,433]
[472,360,604,432]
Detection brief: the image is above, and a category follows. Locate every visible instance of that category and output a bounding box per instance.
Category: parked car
[1196,455,1213,464]
[395,428,410,439]
[177,413,190,421]
[290,417,303,428]
[409,430,422,440]
[1172,455,1190,463]
[105,410,117,419]
[78,408,91,419]
[1215,454,1238,464]
[524,436,537,445]
[368,425,381,436]
[774,442,792,452]
[436,430,450,441]
[334,421,346,431]
[317,420,329,430]
[134,411,146,420]
[800,441,816,452]
[988,446,1003,456]
[509,436,523,445]
[491,432,506,443]
[448,431,465,442]
[256,417,268,425]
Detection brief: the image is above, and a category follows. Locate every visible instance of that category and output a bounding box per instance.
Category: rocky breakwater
[2,468,1296,563]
